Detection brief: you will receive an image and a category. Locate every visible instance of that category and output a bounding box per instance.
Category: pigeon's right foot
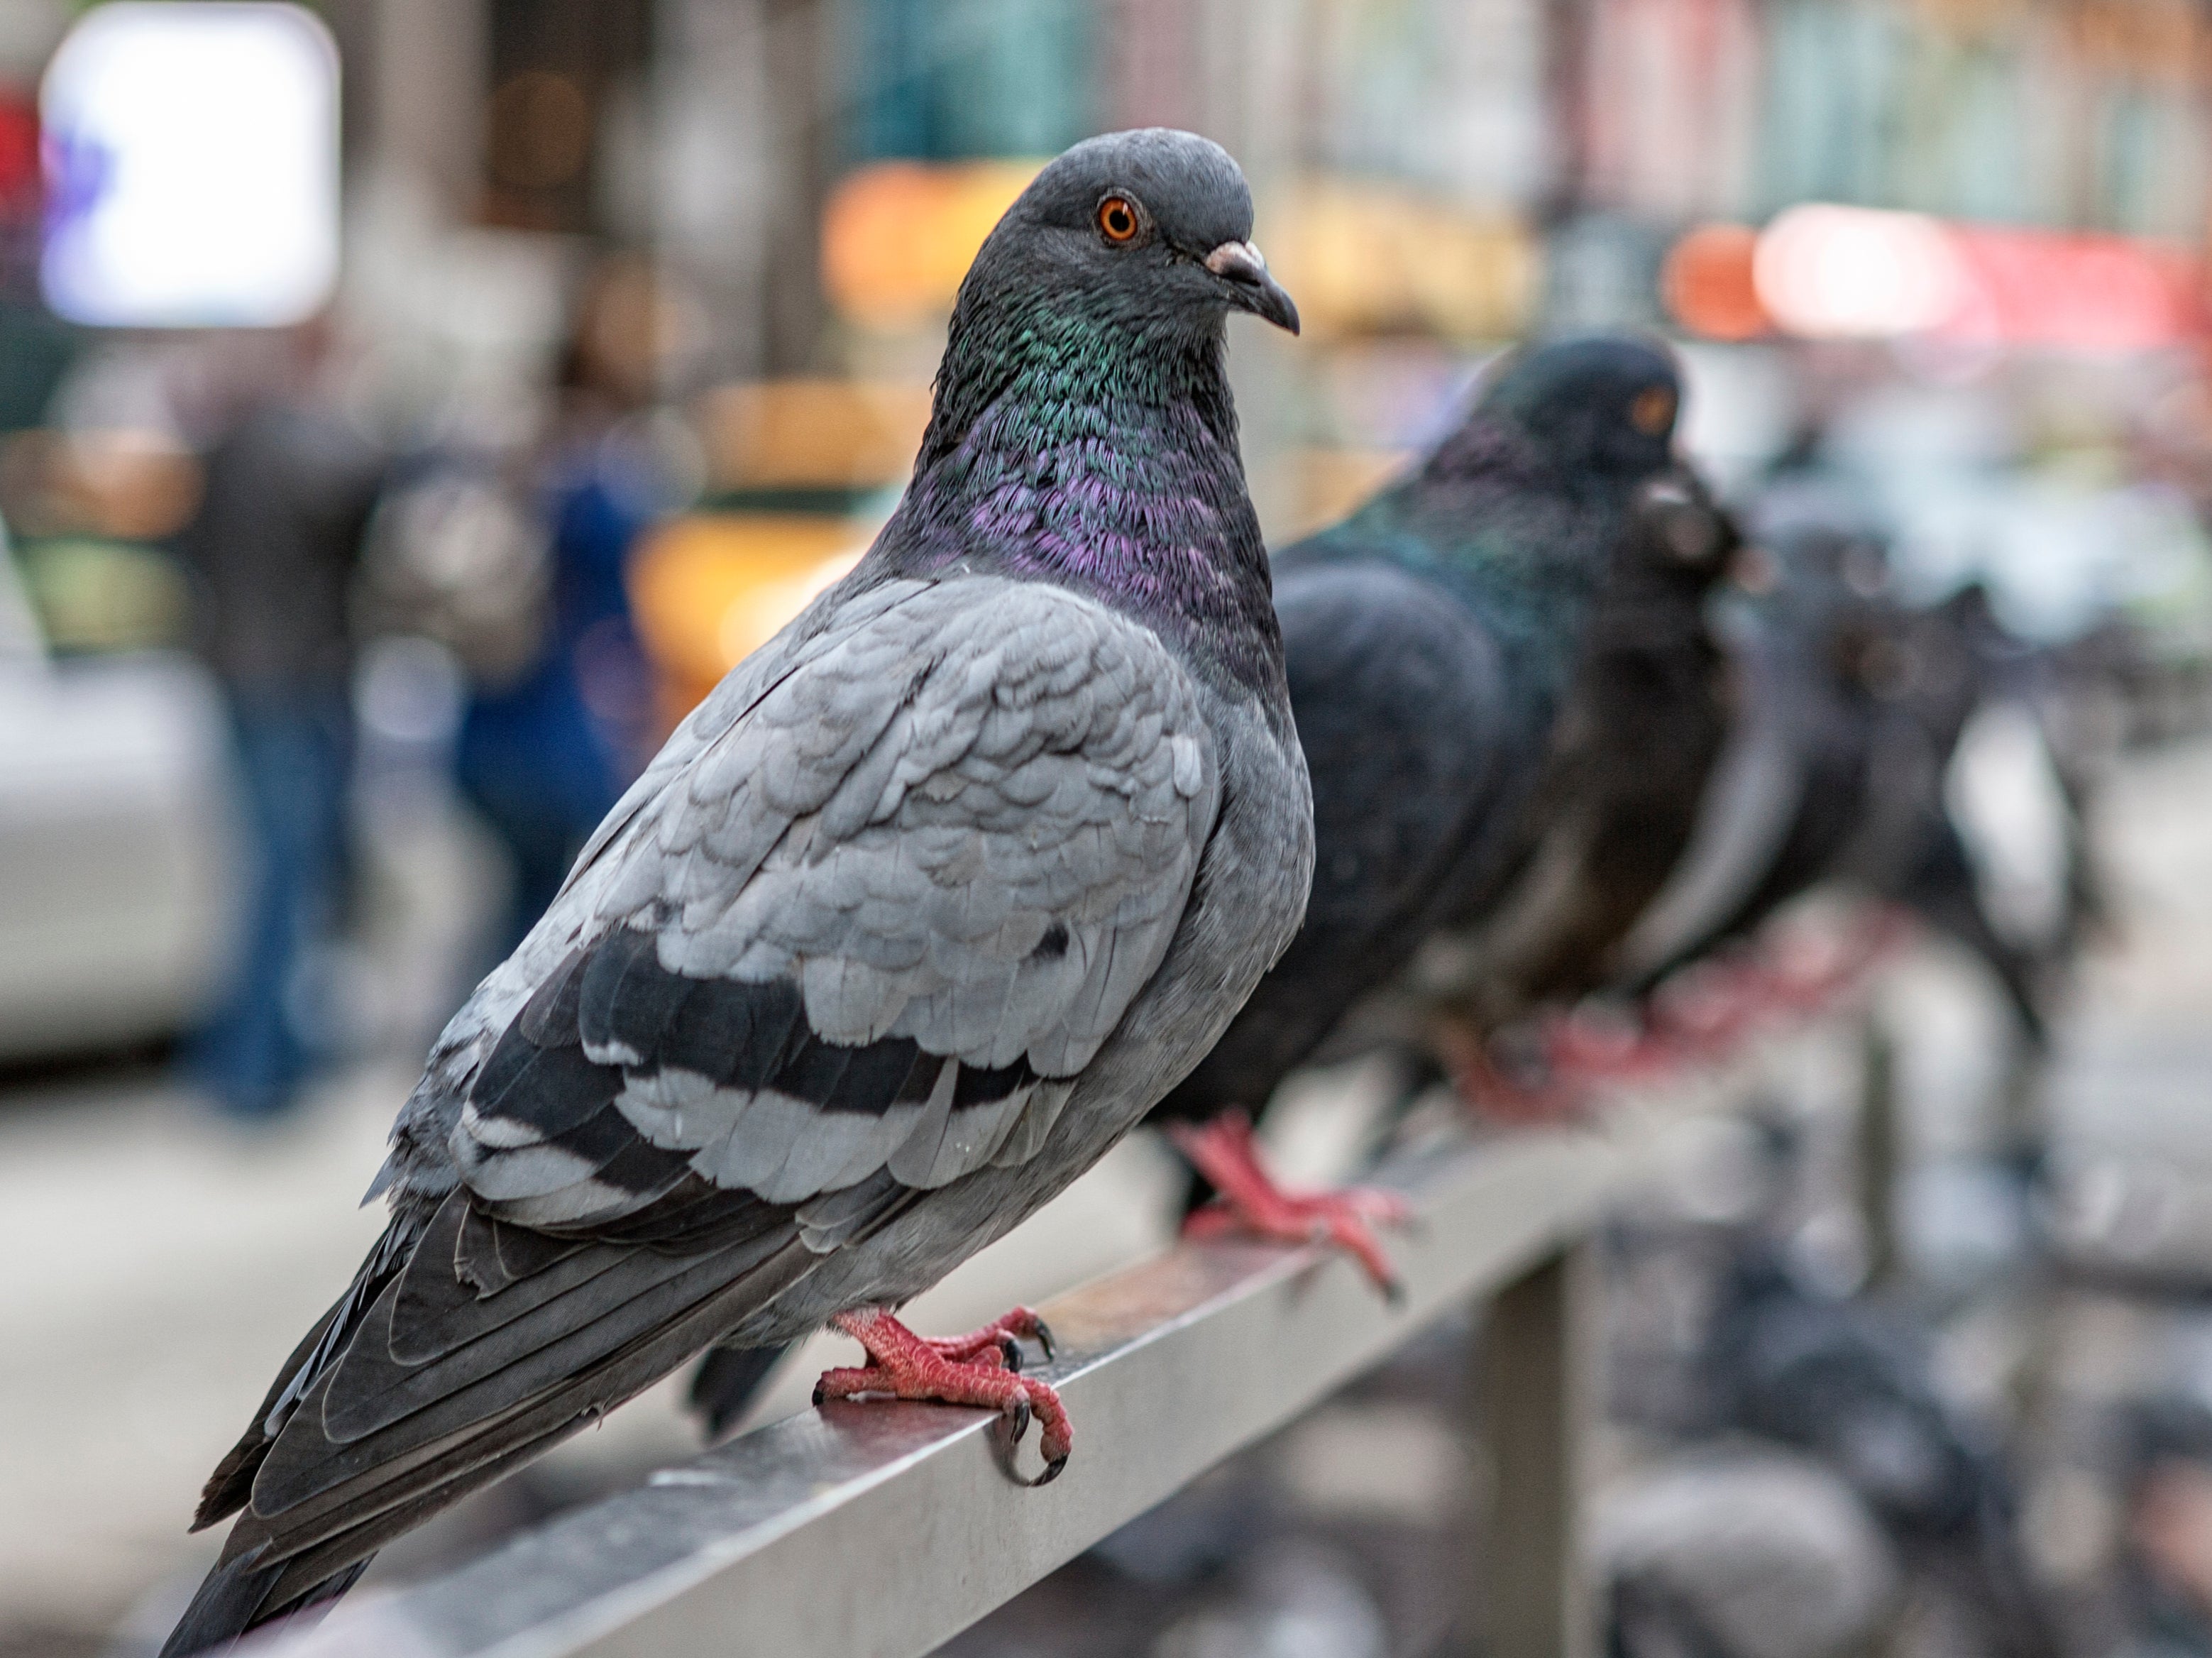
[814,1307,1071,1483]
[1170,1113,1409,1299]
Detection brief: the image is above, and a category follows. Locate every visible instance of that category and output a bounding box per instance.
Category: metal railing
[258,1023,1867,1658]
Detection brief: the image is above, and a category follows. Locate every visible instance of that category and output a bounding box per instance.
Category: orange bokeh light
[1662,222,1770,341]
[821,160,1042,332]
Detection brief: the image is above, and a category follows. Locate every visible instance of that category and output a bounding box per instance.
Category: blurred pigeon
[1612,1110,2055,1658]
[162,128,1313,1655]
[1909,584,2093,1047]
[1611,501,1894,997]
[1701,1245,2059,1658]
[1427,463,1739,1030]
[1617,525,2067,1048]
[1600,1449,1899,1658]
[1150,338,1684,1284]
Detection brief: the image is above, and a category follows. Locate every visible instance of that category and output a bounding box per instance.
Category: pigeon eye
[1630,386,1675,436]
[1097,196,1140,243]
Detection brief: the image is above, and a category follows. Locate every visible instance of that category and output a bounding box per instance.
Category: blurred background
[8,1,2212,1656]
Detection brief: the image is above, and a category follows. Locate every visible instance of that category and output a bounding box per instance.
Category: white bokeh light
[1754,204,1966,339]
[40,3,339,328]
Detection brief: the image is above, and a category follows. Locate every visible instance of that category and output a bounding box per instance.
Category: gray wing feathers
[441,575,1217,1214]
[197,576,1236,1615]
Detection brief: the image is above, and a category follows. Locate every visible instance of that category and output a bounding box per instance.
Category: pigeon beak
[1205,240,1300,335]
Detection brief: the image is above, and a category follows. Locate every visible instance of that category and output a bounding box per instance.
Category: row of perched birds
[161,128,2093,1655]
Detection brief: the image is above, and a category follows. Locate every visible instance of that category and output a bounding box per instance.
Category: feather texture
[167,128,1314,1657]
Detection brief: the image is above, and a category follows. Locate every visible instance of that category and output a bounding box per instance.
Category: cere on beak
[1206,239,1300,335]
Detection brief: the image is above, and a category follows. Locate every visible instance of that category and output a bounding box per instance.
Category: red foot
[814,1307,1069,1483]
[1540,1007,1679,1088]
[1433,1020,1583,1124]
[1648,957,1766,1055]
[1648,906,1915,1054]
[919,1305,1057,1368]
[1168,1112,1410,1299]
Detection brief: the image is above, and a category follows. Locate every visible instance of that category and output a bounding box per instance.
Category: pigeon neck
[891,302,1284,696]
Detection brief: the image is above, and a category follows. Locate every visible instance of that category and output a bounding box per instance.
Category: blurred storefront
[1,0,2208,720]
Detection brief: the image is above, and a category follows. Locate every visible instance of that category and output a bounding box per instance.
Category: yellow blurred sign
[694,378,932,493]
[630,513,866,718]
[1264,180,1539,343]
[822,160,1535,344]
[822,160,1044,332]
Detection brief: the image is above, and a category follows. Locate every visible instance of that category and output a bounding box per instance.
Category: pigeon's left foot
[814,1307,1071,1483]
[1170,1113,1410,1299]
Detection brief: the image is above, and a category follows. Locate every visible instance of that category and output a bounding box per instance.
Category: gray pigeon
[162,128,1312,1656]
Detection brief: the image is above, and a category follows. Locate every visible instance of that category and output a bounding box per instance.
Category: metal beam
[1473,1244,1596,1658]
[259,1127,1619,1658]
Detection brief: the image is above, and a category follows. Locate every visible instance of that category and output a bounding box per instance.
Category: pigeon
[1614,1114,2056,1658]
[1700,1244,2060,1658]
[683,341,1693,1432]
[1148,337,1685,1285]
[1610,499,1898,999]
[1421,462,1740,1032]
[161,128,1313,1656]
[1616,514,2064,1050]
[1865,591,2054,1046]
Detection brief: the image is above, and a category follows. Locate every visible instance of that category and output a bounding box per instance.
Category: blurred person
[174,322,385,1119]
[448,253,676,961]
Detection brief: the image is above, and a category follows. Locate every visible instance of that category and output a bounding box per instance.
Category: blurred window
[480,0,648,236]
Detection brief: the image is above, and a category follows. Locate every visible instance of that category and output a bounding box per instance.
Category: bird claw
[1170,1113,1408,1297]
[920,1306,1053,1371]
[818,1307,1072,1486]
[989,1376,1072,1486]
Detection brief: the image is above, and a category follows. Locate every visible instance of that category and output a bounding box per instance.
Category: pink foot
[814,1307,1070,1483]
[1433,1021,1583,1125]
[1541,1007,1678,1088]
[1649,957,1766,1055]
[919,1305,1056,1368]
[1169,1113,1410,1299]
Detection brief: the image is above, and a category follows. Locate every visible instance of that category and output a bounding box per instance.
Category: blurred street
[3,1,2212,1657]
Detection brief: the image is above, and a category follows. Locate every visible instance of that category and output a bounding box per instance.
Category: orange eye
[1631,386,1675,436]
[1097,196,1140,243]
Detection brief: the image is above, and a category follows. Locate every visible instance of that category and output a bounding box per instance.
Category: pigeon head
[969,128,1300,341]
[1478,336,1682,477]
[916,131,1299,471]
[889,130,1297,693]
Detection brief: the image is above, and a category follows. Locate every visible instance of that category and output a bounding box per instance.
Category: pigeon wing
[204,572,1221,1604]
[453,569,1221,1217]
